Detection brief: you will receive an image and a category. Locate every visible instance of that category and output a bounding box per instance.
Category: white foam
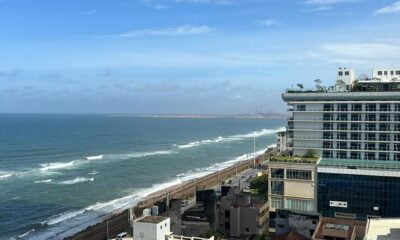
[111,150,175,160]
[39,161,78,171]
[175,127,284,149]
[88,171,99,175]
[46,209,86,226]
[0,171,13,180]
[18,228,35,238]
[58,177,94,185]
[34,179,53,184]
[28,145,277,240]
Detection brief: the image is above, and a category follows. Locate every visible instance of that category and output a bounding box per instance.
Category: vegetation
[200,229,222,239]
[256,234,271,240]
[304,149,317,158]
[270,153,318,164]
[249,174,268,199]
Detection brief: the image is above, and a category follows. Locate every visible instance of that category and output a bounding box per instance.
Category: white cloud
[95,25,214,38]
[306,40,400,66]
[256,19,282,27]
[374,1,400,15]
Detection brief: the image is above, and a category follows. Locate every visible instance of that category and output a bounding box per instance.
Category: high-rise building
[281,67,400,220]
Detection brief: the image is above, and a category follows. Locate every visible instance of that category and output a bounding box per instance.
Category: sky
[0,0,400,114]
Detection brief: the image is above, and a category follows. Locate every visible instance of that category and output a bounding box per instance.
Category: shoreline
[66,148,274,240]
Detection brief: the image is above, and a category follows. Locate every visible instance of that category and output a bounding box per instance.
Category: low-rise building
[312,217,366,240]
[133,216,171,240]
[364,218,400,240]
[274,209,319,239]
[219,191,269,238]
[268,155,317,213]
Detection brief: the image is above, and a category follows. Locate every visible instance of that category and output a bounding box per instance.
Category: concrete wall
[285,181,314,199]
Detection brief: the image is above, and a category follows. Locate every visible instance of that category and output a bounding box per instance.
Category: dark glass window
[379,124,390,131]
[379,152,389,161]
[366,123,376,131]
[323,104,334,111]
[366,143,376,150]
[323,132,334,140]
[337,113,348,121]
[286,169,312,180]
[350,142,361,150]
[337,104,348,111]
[351,114,362,121]
[323,151,333,158]
[377,71,383,75]
[366,114,376,121]
[338,142,347,149]
[351,123,361,131]
[337,151,347,159]
[367,133,376,141]
[379,134,390,141]
[323,141,333,149]
[323,123,334,130]
[380,104,391,112]
[366,104,377,111]
[379,143,390,151]
[271,180,284,195]
[351,104,362,111]
[271,168,284,179]
[350,151,360,159]
[379,114,390,121]
[296,105,306,111]
[365,152,375,160]
[351,133,361,140]
[337,133,348,140]
[323,113,334,121]
[338,123,348,130]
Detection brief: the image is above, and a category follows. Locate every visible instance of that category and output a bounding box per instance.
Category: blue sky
[1,0,400,114]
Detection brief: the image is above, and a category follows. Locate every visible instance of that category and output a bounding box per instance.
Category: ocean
[0,114,285,240]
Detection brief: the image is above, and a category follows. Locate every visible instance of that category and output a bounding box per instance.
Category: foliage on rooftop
[270,152,318,164]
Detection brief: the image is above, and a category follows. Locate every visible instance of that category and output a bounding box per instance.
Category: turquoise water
[0,114,284,239]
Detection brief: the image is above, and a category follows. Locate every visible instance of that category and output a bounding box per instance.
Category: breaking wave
[39,161,78,171]
[0,171,13,180]
[28,145,275,240]
[175,127,284,149]
[34,179,53,184]
[58,177,94,185]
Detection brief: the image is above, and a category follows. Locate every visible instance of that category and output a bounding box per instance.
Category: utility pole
[106,215,109,240]
[253,137,256,167]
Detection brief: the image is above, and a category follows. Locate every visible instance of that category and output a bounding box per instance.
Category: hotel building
[281,67,400,220]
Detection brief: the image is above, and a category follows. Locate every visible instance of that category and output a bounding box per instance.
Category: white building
[337,67,355,86]
[364,218,400,240]
[372,68,400,82]
[277,130,288,153]
[133,216,171,240]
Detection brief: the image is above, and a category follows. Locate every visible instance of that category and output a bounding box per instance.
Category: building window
[323,150,333,158]
[377,71,383,75]
[395,104,400,111]
[379,152,389,161]
[271,181,284,195]
[338,123,348,130]
[366,123,376,131]
[351,104,362,111]
[324,104,334,111]
[391,71,394,75]
[366,143,376,150]
[350,142,361,150]
[351,113,362,121]
[395,114,400,121]
[337,104,348,111]
[396,71,400,75]
[367,133,376,141]
[323,123,334,130]
[345,71,349,76]
[338,142,347,149]
[366,113,376,121]
[285,199,314,211]
[395,134,400,141]
[394,124,400,131]
[351,133,361,140]
[338,151,347,159]
[384,71,388,75]
[379,134,390,141]
[380,104,391,112]
[365,152,375,160]
[366,104,377,111]
[271,197,284,209]
[323,113,334,121]
[271,168,284,179]
[379,124,390,131]
[337,133,348,140]
[379,114,390,121]
[296,105,306,111]
[394,144,400,151]
[338,71,343,76]
[350,151,360,159]
[286,169,312,180]
[394,154,400,161]
[323,132,334,140]
[351,123,362,131]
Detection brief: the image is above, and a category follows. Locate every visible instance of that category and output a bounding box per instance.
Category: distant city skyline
[0,0,400,114]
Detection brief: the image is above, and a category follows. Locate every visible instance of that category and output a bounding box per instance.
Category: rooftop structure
[136,216,169,224]
[364,218,400,240]
[312,217,366,240]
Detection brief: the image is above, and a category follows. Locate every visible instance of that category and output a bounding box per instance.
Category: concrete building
[364,218,400,240]
[282,67,400,221]
[274,209,319,239]
[312,217,366,240]
[277,130,288,154]
[372,68,400,82]
[133,216,171,240]
[219,191,269,238]
[268,157,317,213]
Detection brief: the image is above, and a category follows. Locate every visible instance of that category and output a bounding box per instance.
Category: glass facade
[318,172,400,220]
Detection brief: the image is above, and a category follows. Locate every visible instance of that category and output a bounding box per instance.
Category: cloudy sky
[1,0,400,114]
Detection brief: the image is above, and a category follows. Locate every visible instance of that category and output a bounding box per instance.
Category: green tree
[250,175,268,199]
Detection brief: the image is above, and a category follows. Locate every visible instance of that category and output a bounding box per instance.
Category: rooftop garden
[270,150,319,164]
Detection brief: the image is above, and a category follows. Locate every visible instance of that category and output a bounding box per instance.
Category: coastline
[65,148,275,240]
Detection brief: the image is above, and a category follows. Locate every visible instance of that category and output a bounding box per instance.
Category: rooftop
[136,215,168,224]
[318,158,400,170]
[269,154,318,164]
[365,218,400,240]
[313,217,366,240]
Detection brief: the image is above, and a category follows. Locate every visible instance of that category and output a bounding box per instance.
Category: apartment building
[282,67,400,220]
